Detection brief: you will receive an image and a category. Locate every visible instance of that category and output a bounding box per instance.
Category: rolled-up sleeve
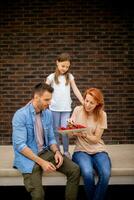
[12,111,27,152]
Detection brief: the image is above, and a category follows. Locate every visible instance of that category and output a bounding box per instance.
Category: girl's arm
[70,79,84,104]
[45,74,53,85]
[45,79,51,85]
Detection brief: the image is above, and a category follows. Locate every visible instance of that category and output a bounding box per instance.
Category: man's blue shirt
[12,103,57,173]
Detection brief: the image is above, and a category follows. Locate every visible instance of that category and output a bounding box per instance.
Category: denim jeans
[23,150,80,200]
[72,151,111,200]
[51,111,70,152]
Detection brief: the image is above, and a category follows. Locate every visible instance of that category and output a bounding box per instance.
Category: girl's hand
[80,98,84,105]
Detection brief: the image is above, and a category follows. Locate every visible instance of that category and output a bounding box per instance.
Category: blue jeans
[72,151,111,200]
[51,111,70,152]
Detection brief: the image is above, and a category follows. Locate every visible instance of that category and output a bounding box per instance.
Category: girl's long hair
[83,88,104,122]
[54,53,71,85]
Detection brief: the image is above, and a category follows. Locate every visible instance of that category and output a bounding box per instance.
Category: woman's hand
[73,131,87,139]
[67,118,75,125]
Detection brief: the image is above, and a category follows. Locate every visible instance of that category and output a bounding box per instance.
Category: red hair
[83,88,104,121]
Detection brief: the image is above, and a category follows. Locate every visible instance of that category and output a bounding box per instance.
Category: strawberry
[58,124,86,131]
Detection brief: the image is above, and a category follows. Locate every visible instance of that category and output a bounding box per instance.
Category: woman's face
[84,94,98,113]
[56,60,70,74]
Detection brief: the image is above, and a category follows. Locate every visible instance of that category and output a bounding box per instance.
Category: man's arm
[21,146,57,172]
[50,144,63,169]
[49,144,60,154]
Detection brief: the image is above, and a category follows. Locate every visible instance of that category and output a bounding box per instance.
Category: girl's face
[84,94,98,113]
[56,60,70,74]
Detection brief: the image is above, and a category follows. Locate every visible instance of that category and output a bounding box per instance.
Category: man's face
[35,91,52,112]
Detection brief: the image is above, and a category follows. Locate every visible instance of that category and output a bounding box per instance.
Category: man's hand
[54,151,63,169]
[40,160,56,172]
[21,146,57,173]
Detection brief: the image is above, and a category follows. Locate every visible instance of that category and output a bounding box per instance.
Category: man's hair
[32,82,54,97]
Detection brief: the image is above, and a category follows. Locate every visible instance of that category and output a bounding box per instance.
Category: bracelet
[54,150,61,155]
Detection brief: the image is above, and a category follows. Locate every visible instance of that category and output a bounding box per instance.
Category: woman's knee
[104,169,111,181]
[82,169,94,183]
[99,167,111,184]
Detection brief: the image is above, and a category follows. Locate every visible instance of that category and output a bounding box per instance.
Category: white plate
[58,128,88,134]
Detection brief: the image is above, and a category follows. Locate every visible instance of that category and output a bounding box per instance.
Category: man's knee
[70,163,80,177]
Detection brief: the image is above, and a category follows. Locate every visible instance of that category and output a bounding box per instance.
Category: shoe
[64,152,72,159]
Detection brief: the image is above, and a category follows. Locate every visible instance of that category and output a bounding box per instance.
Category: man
[12,82,80,200]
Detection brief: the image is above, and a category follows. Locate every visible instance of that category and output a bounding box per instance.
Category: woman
[70,88,111,200]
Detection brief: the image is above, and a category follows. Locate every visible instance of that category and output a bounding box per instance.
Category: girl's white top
[46,73,74,112]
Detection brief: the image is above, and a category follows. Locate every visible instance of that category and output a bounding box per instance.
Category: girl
[70,88,111,200]
[45,53,83,158]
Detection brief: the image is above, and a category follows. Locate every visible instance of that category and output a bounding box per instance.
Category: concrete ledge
[0,144,134,186]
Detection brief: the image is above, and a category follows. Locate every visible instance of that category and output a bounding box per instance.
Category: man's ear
[34,94,39,101]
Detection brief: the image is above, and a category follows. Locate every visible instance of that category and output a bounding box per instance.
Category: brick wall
[0,0,134,144]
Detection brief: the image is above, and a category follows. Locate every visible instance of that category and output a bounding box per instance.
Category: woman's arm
[84,127,104,144]
[81,111,107,144]
[70,79,84,104]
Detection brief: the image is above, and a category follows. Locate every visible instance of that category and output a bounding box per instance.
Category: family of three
[12,54,111,200]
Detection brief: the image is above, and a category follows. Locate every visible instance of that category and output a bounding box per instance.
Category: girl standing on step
[69,87,111,200]
[45,53,84,158]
